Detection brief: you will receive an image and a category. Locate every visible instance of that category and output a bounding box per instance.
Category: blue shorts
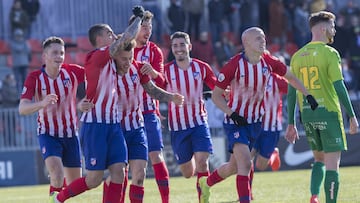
[80,122,127,170]
[123,127,148,161]
[144,113,163,152]
[223,122,262,153]
[38,134,81,167]
[170,124,213,165]
[253,130,280,159]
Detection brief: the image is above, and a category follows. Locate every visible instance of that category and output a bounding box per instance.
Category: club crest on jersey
[141,55,149,62]
[262,66,269,75]
[193,72,200,80]
[217,73,225,82]
[63,78,71,87]
[131,74,138,82]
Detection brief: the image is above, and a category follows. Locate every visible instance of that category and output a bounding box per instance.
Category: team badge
[193,72,200,80]
[141,55,149,62]
[217,73,225,82]
[63,78,71,87]
[262,66,269,75]
[131,74,138,82]
[42,146,46,154]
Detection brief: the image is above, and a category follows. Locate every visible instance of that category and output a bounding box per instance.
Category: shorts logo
[217,73,225,82]
[42,146,46,154]
[233,131,240,139]
[90,158,97,166]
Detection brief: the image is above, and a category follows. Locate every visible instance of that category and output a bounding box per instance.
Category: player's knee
[85,174,103,189]
[255,161,268,171]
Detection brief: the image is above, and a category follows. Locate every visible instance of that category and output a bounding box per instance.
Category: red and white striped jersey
[117,61,151,130]
[134,41,164,114]
[262,73,288,131]
[80,47,120,124]
[21,64,85,138]
[216,53,287,124]
[164,58,216,131]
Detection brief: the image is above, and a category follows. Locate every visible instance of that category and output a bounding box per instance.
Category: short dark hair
[170,31,191,44]
[88,24,110,47]
[42,36,64,50]
[309,11,336,29]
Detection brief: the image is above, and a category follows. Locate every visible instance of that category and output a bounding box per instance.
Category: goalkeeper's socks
[310,162,325,195]
[324,170,339,203]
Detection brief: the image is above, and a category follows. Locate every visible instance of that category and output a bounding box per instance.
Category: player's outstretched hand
[306,95,318,110]
[132,5,145,18]
[230,112,248,126]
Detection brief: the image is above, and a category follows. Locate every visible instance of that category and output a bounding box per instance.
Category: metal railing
[0,107,38,151]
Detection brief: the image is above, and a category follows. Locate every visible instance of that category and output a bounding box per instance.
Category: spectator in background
[268,0,287,48]
[191,31,216,99]
[223,0,235,32]
[20,0,40,23]
[1,73,19,107]
[208,0,225,44]
[191,32,215,65]
[167,0,186,33]
[293,1,311,48]
[183,0,205,41]
[339,0,360,29]
[348,15,360,93]
[9,0,30,37]
[332,14,351,58]
[213,34,237,67]
[9,28,31,94]
[309,0,327,13]
[20,0,40,38]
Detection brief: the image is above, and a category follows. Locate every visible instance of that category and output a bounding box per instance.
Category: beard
[326,30,334,44]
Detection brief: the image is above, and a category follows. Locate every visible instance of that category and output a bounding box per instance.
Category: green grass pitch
[1,166,359,203]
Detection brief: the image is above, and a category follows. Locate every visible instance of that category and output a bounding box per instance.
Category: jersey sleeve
[152,44,164,74]
[327,49,343,82]
[84,47,111,99]
[203,62,216,90]
[273,73,288,94]
[215,55,240,89]
[21,71,37,100]
[264,53,287,76]
[68,64,85,83]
